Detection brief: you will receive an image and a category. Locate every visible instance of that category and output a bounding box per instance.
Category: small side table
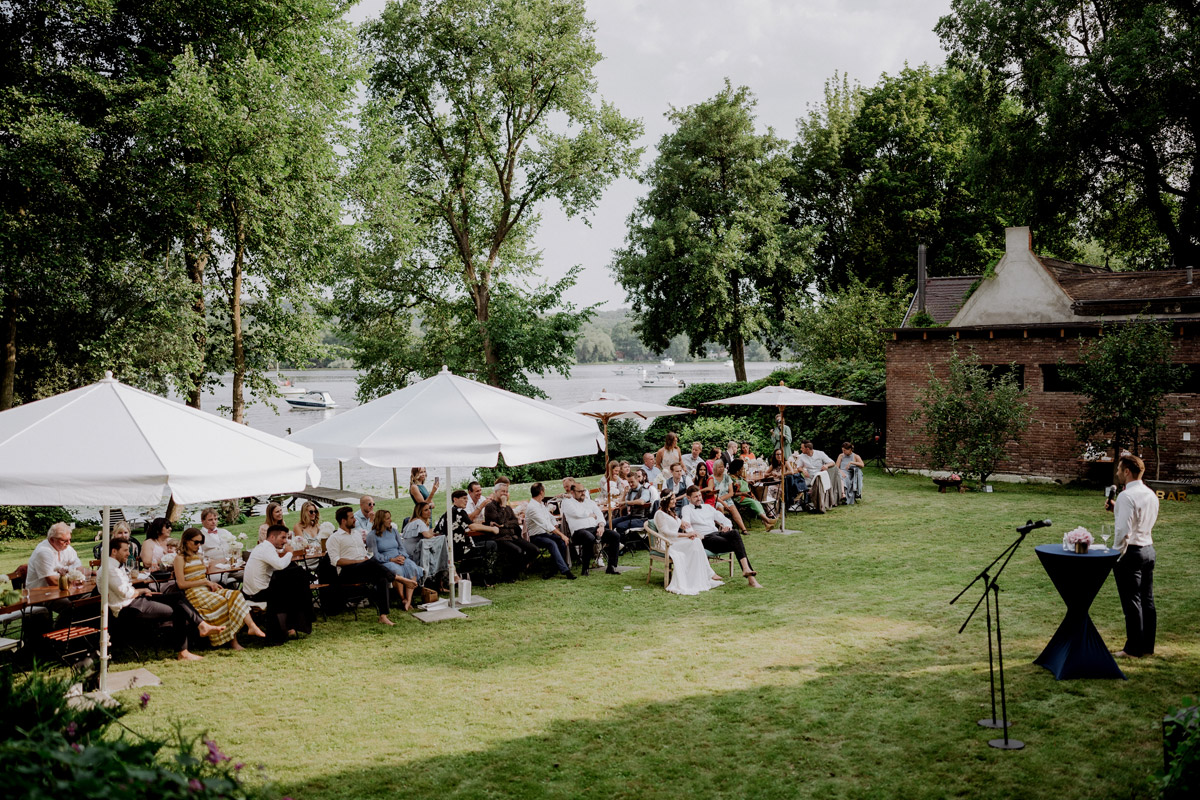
[1033,544,1125,680]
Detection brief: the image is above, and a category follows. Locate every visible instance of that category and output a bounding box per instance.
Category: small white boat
[657,357,676,374]
[723,359,734,368]
[639,374,686,389]
[285,391,337,410]
[276,379,307,396]
[612,366,632,375]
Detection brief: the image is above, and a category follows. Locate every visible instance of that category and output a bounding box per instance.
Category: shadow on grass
[278,636,1166,800]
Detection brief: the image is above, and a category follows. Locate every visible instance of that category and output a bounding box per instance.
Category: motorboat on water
[639,372,686,389]
[656,357,676,374]
[285,391,338,410]
[276,379,307,395]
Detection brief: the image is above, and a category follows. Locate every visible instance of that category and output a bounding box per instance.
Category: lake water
[191,361,788,499]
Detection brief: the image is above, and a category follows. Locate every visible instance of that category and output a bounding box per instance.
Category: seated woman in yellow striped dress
[173,527,267,650]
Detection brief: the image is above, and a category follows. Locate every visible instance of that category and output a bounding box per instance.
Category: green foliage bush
[0,506,73,541]
[0,667,271,799]
[677,417,770,459]
[646,361,885,456]
[1158,698,1200,799]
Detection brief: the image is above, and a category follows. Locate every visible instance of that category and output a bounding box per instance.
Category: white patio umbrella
[0,372,320,693]
[566,389,693,528]
[706,381,864,534]
[289,366,605,617]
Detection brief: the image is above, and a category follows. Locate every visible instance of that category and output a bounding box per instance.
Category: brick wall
[885,330,1200,482]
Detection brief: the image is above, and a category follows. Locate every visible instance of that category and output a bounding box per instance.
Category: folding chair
[42,590,102,668]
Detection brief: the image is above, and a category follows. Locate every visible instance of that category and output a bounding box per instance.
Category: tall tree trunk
[184,228,211,409]
[730,332,747,383]
[1,287,17,410]
[473,274,501,387]
[729,277,747,382]
[231,215,246,424]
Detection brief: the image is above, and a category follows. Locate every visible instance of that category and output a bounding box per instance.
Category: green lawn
[4,470,1197,799]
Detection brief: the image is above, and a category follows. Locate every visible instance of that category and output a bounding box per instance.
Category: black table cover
[1033,544,1125,680]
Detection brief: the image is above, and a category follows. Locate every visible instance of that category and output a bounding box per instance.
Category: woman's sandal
[743,570,757,578]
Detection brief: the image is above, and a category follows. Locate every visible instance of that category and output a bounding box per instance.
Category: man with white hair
[27,522,83,587]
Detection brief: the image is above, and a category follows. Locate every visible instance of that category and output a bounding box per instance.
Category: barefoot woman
[174,527,267,650]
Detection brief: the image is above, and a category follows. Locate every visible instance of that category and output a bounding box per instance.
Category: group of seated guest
[776,440,865,513]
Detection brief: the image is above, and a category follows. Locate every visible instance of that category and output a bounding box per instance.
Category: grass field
[3,469,1197,799]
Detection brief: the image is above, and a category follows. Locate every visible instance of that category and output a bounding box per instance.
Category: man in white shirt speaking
[1107,454,1159,658]
[680,486,762,588]
[243,524,315,642]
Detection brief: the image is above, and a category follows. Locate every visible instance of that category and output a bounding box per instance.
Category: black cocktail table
[1033,544,1125,680]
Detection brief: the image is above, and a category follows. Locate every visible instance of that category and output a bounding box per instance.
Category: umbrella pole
[446,467,455,608]
[778,406,794,535]
[339,462,344,491]
[99,505,110,694]
[604,416,613,532]
[393,468,398,499]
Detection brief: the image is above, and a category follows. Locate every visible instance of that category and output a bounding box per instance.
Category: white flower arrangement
[66,568,85,584]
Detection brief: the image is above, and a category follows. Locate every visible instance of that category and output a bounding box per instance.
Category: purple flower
[65,721,78,740]
[188,778,203,792]
[70,743,82,753]
[234,762,245,771]
[139,692,151,709]
[203,738,230,764]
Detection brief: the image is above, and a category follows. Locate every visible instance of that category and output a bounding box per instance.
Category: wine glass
[1100,523,1112,550]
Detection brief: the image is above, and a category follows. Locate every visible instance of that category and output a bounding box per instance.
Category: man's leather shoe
[562,570,576,580]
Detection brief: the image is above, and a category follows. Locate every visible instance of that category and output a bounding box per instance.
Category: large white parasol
[566,389,693,527]
[706,381,864,534]
[0,372,320,692]
[290,366,605,617]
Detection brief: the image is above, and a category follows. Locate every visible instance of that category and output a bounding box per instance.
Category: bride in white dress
[653,494,723,596]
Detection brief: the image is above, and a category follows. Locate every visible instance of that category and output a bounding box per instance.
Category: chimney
[917,243,927,314]
[1004,226,1033,257]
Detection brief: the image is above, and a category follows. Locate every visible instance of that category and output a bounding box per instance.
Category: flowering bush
[0,667,277,799]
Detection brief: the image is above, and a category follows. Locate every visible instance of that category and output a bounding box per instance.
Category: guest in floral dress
[173,527,266,650]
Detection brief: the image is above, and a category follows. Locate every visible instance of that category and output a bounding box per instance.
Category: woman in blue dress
[402,501,449,590]
[367,509,421,610]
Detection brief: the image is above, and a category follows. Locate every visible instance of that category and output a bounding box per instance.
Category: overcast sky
[348,0,953,309]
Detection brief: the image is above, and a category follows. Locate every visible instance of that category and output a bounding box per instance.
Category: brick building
[885,227,1200,483]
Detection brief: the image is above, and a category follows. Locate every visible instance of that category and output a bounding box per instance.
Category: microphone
[1016,518,1051,535]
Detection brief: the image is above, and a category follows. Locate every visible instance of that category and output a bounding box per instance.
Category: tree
[353,0,642,394]
[786,278,910,365]
[1066,321,1187,480]
[788,65,1070,292]
[613,82,805,382]
[0,0,203,408]
[908,347,1034,487]
[574,324,615,363]
[938,1,1200,270]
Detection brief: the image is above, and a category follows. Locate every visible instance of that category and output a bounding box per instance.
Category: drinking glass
[1100,524,1112,550]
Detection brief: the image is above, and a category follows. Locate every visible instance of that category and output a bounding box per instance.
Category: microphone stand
[950,518,1048,750]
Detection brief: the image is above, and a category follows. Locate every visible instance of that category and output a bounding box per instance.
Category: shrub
[646,361,885,456]
[0,506,73,541]
[678,416,771,459]
[1158,698,1200,799]
[0,666,272,799]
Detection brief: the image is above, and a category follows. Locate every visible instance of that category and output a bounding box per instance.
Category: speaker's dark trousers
[1114,544,1156,656]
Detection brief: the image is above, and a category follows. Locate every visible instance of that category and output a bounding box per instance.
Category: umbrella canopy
[290,367,606,616]
[0,371,321,694]
[0,372,320,504]
[705,383,865,409]
[566,389,694,423]
[705,381,864,534]
[566,389,694,527]
[289,366,605,467]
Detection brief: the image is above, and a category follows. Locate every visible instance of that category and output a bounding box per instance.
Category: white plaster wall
[950,227,1076,326]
